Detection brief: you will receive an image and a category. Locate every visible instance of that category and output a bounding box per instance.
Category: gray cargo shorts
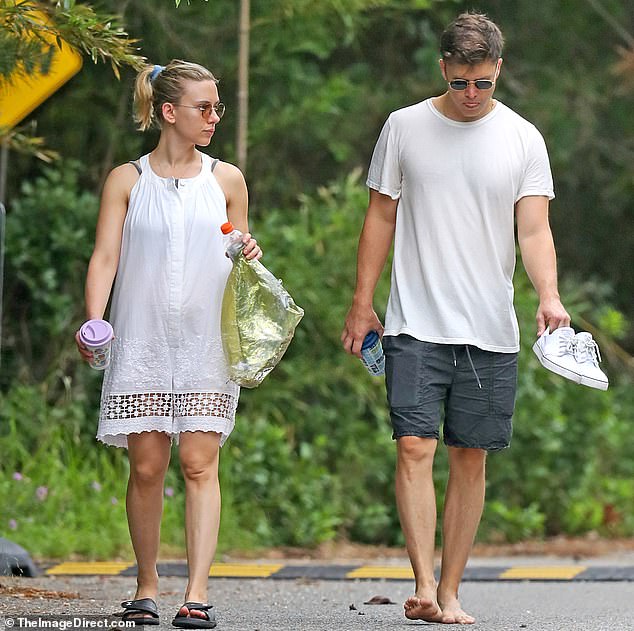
[383,335,518,451]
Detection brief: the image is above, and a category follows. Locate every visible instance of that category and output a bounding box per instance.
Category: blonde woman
[76,60,261,628]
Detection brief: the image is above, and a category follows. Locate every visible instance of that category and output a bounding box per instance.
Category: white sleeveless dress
[97,152,239,448]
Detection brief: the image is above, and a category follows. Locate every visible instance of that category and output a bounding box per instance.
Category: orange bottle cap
[220,221,234,234]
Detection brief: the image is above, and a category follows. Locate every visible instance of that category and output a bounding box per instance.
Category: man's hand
[341,302,384,358]
[536,295,570,337]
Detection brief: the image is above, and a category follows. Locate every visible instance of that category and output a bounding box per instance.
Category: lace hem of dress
[97,415,235,450]
[101,391,236,421]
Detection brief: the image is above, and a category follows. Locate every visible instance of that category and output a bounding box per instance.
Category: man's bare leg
[395,436,444,622]
[437,446,487,624]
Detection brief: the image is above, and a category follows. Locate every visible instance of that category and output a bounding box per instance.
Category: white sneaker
[532,327,609,390]
[570,332,609,390]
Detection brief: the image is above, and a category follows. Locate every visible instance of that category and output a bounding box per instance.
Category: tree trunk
[237,0,250,174]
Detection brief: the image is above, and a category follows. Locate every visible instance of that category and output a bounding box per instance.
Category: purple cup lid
[79,319,113,347]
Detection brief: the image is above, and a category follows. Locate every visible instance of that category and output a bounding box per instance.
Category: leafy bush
[0,385,130,558]
[2,162,98,396]
[481,272,634,540]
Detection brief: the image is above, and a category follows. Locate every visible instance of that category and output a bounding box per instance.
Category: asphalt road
[2,573,633,631]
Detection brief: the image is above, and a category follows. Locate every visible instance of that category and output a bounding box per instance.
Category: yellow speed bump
[500,566,587,580]
[47,562,132,575]
[209,563,283,578]
[347,566,414,580]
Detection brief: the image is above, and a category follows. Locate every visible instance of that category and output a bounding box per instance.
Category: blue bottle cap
[362,331,379,350]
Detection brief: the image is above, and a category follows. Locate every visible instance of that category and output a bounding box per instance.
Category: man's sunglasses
[448,79,495,91]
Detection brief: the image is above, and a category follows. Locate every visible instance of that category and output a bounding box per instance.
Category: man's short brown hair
[440,13,504,65]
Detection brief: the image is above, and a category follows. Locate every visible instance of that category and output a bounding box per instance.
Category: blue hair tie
[150,64,165,82]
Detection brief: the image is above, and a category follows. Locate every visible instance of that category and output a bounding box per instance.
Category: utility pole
[237,0,250,173]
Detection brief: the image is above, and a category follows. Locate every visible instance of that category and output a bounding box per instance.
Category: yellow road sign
[0,12,83,129]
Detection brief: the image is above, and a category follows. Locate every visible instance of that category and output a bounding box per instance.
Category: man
[341,12,569,625]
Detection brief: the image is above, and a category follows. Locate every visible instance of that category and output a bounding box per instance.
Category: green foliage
[3,162,98,387]
[482,268,634,541]
[2,0,634,556]
[224,419,343,546]
[0,385,130,558]
[0,0,144,79]
[484,501,546,543]
[2,123,59,162]
[0,0,144,162]
[5,0,633,333]
[1,162,633,556]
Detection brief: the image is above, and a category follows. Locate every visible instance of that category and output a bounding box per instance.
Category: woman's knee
[180,456,218,482]
[178,432,220,482]
[127,431,171,484]
[129,458,169,485]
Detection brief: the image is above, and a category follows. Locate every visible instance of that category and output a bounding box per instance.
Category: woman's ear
[161,102,177,125]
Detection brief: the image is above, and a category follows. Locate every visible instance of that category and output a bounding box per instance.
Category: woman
[76,60,261,629]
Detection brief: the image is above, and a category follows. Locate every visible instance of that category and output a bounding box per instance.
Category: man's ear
[496,57,503,79]
[439,59,447,81]
[161,102,177,125]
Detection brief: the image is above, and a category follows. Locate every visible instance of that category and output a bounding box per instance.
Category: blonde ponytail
[133,65,157,131]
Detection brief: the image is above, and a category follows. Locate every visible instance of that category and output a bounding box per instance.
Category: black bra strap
[211,158,219,172]
[128,160,142,175]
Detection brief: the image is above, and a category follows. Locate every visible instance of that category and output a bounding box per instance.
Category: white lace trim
[101,391,235,421]
[97,416,235,449]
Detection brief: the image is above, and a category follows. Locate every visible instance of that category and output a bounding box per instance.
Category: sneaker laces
[570,336,602,365]
[559,335,576,356]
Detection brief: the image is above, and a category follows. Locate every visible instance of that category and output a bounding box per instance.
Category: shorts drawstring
[464,346,483,389]
[451,345,482,388]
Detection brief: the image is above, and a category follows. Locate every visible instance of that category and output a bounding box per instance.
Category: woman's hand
[241,233,262,260]
[75,330,93,362]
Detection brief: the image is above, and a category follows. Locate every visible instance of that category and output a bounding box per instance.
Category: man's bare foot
[438,597,475,624]
[403,595,444,622]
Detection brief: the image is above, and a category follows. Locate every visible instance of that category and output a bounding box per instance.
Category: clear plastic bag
[221,255,304,388]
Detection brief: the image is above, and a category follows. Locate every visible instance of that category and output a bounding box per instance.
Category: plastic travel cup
[79,319,114,370]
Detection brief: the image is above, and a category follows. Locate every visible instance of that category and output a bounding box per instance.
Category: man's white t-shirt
[367,98,554,353]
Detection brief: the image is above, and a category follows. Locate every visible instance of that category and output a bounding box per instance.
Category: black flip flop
[172,602,216,629]
[120,598,160,626]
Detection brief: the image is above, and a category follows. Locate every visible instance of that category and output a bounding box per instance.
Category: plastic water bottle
[220,221,244,260]
[361,331,385,376]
